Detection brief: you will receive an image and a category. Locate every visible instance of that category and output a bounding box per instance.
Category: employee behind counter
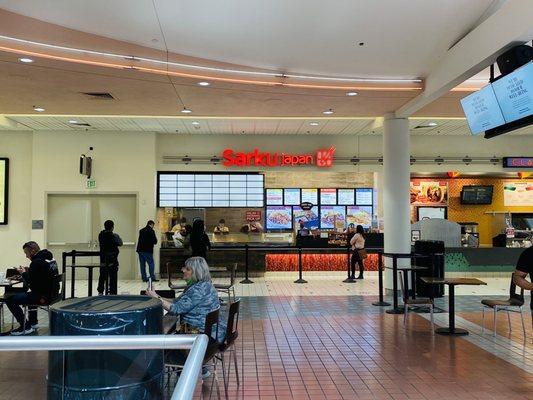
[214,219,229,234]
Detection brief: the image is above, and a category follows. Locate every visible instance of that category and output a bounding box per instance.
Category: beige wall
[0,132,33,266]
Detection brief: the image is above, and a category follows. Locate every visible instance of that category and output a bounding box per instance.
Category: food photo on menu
[410,181,447,205]
[266,206,293,229]
[346,206,372,228]
[320,206,346,229]
[293,206,319,229]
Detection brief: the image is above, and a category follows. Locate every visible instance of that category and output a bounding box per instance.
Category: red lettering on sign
[222,148,333,168]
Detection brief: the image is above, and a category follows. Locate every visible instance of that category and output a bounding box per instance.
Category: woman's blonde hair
[184,256,212,282]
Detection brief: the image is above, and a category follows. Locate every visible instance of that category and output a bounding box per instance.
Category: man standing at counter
[136,220,158,283]
[97,220,123,295]
[513,246,533,313]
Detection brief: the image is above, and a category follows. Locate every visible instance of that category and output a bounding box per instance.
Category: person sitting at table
[513,245,533,314]
[349,225,366,280]
[6,241,59,335]
[171,217,187,233]
[214,219,229,234]
[145,257,225,377]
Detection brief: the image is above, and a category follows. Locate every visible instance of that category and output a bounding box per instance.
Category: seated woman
[146,257,225,375]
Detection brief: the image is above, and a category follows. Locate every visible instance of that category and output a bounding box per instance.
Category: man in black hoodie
[97,219,123,295]
[6,241,58,335]
[136,220,158,282]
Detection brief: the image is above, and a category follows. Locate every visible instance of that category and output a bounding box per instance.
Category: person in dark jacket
[97,220,123,295]
[190,219,211,260]
[6,241,58,335]
[137,220,158,282]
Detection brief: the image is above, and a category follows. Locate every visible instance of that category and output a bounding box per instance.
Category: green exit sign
[86,179,96,189]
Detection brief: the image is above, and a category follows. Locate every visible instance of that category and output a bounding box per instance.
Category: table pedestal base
[435,327,469,336]
[386,308,404,314]
[372,300,391,306]
[343,277,357,283]
[294,278,308,284]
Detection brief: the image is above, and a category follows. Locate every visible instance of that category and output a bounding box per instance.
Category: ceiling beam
[396,0,533,118]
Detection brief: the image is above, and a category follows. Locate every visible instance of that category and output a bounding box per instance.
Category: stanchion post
[61,251,67,300]
[294,247,307,284]
[372,251,390,306]
[240,244,254,284]
[343,246,356,283]
[70,250,76,299]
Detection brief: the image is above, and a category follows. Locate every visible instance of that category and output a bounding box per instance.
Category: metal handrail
[0,334,208,400]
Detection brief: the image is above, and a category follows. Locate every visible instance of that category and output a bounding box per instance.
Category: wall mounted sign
[503,181,533,206]
[245,210,262,222]
[0,158,8,225]
[410,180,448,206]
[503,157,533,168]
[222,147,335,168]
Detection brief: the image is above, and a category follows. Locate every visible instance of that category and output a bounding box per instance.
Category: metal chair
[165,308,222,399]
[481,273,526,338]
[23,273,65,333]
[214,263,237,304]
[166,262,188,294]
[216,299,240,399]
[399,270,434,331]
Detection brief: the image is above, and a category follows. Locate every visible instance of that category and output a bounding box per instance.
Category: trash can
[48,295,164,400]
[414,240,445,298]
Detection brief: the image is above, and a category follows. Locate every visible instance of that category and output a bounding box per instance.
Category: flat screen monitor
[355,188,373,205]
[320,206,346,229]
[460,84,506,135]
[265,188,283,205]
[265,206,292,230]
[301,188,318,205]
[283,188,301,205]
[337,189,355,205]
[417,206,447,220]
[492,62,533,124]
[293,206,319,230]
[460,185,493,205]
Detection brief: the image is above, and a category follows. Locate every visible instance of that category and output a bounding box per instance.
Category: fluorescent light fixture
[181,107,193,114]
[197,81,210,86]
[68,119,78,124]
[323,109,334,115]
[309,122,319,126]
[346,92,358,96]
[428,122,438,126]
[33,106,45,112]
[18,57,33,63]
[191,121,200,125]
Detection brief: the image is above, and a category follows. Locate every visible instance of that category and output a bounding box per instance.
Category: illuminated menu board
[266,206,293,230]
[320,188,337,205]
[0,158,7,225]
[301,188,318,204]
[337,189,355,205]
[355,188,373,205]
[346,206,372,228]
[492,62,533,124]
[266,189,283,205]
[320,206,346,229]
[158,173,264,207]
[284,188,301,205]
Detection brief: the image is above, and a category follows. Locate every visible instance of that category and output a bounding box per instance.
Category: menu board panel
[346,206,372,228]
[0,158,7,224]
[284,188,301,205]
[266,206,293,230]
[158,173,264,207]
[265,188,283,205]
[293,206,319,229]
[355,188,373,205]
[320,206,346,229]
[301,188,318,205]
[492,62,533,124]
[460,84,506,135]
[337,189,355,205]
[320,188,337,205]
[410,181,447,206]
[503,181,533,206]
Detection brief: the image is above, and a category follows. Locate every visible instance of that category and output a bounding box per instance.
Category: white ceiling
[0,0,498,78]
[2,115,532,136]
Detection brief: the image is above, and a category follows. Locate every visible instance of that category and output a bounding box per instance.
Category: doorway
[46,193,138,280]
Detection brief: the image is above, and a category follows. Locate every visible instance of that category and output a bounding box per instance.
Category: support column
[383,114,411,291]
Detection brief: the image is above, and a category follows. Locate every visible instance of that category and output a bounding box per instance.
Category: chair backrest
[509,273,525,305]
[139,289,176,298]
[204,308,220,342]
[224,299,240,346]
[49,273,64,304]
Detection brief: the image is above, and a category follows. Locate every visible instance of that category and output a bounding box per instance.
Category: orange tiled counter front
[266,253,379,271]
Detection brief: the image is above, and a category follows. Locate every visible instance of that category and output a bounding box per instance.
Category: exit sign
[86,179,96,189]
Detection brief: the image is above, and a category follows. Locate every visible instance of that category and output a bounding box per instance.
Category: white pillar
[383,114,411,290]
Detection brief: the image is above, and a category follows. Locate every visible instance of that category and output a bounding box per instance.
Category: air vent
[413,125,433,130]
[82,92,115,100]
[72,122,92,127]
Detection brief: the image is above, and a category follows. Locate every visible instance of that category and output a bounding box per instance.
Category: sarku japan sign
[222,147,335,168]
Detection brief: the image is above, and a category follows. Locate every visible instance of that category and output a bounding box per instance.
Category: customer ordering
[222,147,335,168]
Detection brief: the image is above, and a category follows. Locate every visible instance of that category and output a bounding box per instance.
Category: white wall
[0,132,33,266]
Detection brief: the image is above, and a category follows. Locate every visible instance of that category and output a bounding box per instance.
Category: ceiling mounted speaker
[496,45,533,76]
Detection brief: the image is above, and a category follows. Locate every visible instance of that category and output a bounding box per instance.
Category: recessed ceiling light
[323,109,334,115]
[197,81,210,86]
[346,92,358,96]
[33,106,45,112]
[191,121,200,125]
[428,122,438,126]
[181,107,192,114]
[68,119,78,124]
[18,57,34,63]
[309,122,319,126]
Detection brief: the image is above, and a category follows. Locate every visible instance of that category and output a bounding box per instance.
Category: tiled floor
[0,274,531,399]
